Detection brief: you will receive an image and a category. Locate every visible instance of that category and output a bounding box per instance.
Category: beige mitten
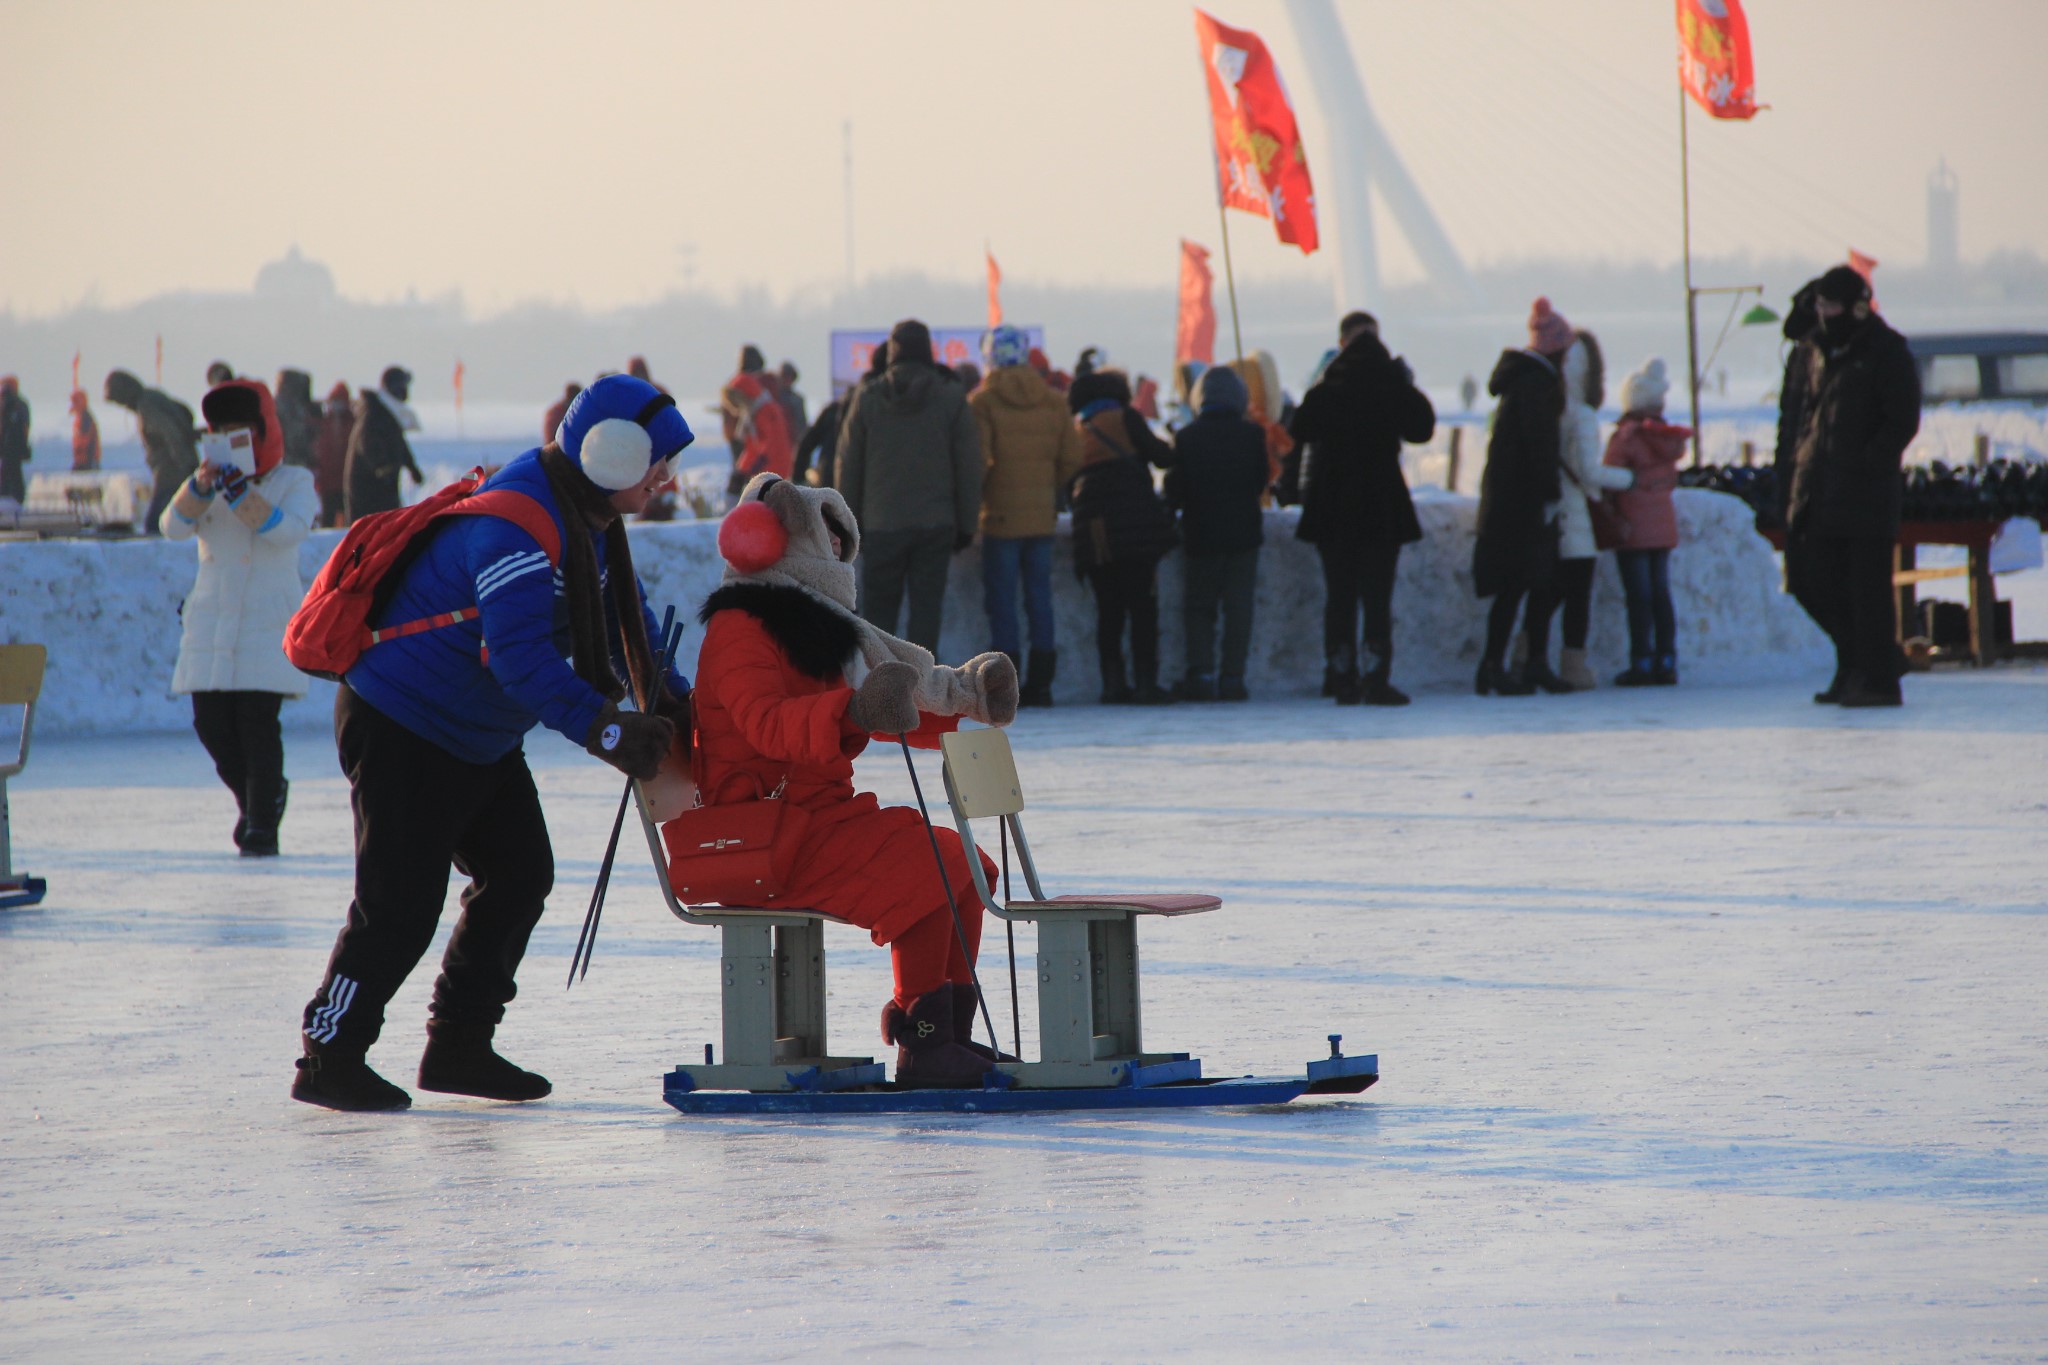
[956,651,1019,727]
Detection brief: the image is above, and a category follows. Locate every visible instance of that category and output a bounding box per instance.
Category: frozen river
[4,670,2046,1361]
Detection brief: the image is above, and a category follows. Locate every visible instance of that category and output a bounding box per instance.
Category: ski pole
[897,734,1001,1055]
[568,607,679,987]
[1000,818,1021,1061]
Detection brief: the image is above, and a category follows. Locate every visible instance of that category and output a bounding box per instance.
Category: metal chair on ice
[0,643,48,910]
[639,726,1377,1114]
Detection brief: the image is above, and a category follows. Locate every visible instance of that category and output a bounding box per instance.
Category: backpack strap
[364,488,565,652]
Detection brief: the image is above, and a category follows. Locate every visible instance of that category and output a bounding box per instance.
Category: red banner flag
[453,359,466,407]
[154,335,163,385]
[1676,0,1759,120]
[985,250,1003,328]
[1175,239,1217,365]
[1193,9,1318,254]
[71,350,81,392]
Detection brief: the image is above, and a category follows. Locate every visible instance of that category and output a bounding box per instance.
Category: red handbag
[1589,493,1632,552]
[662,752,812,906]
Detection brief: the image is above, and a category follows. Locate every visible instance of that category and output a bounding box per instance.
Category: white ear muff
[578,417,654,491]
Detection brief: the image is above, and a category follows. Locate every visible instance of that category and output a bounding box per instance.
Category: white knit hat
[1620,357,1670,415]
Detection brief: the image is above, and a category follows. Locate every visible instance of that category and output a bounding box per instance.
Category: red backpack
[285,466,562,681]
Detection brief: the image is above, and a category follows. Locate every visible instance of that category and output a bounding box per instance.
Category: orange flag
[1175,239,1217,365]
[453,359,466,407]
[985,250,1003,328]
[1193,9,1318,254]
[1676,0,1759,120]
[154,335,163,385]
[71,350,81,392]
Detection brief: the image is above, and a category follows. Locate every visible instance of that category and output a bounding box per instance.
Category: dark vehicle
[1906,332,2048,405]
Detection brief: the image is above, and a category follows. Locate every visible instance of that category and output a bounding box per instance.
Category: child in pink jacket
[1602,359,1692,685]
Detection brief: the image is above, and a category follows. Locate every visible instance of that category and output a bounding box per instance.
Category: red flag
[1193,9,1318,254]
[985,249,1003,328]
[154,335,163,385]
[1175,239,1217,365]
[453,359,466,408]
[1847,249,1878,285]
[71,350,81,392]
[1676,0,1759,120]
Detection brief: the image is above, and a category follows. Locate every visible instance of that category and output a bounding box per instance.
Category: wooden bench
[641,727,1221,1093]
[0,644,48,908]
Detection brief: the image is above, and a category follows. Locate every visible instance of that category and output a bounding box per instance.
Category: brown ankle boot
[882,984,994,1088]
[950,983,1020,1062]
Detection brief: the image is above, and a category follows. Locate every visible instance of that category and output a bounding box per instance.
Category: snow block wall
[1,489,1827,737]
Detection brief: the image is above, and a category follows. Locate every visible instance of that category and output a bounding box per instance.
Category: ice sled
[639,726,1377,1115]
[0,644,47,911]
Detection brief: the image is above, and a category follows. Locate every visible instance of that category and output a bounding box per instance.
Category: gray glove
[846,660,922,735]
[959,651,1018,727]
[583,701,674,781]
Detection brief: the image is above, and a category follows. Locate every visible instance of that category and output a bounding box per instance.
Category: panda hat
[556,374,695,490]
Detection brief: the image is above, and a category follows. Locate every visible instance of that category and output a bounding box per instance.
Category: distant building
[254,246,338,307]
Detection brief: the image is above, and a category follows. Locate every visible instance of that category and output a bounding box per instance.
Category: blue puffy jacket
[344,449,686,764]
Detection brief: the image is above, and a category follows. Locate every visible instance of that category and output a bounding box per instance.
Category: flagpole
[1679,81,1703,468]
[1216,195,1246,364]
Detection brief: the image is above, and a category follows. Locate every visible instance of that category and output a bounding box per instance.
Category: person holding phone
[161,380,320,856]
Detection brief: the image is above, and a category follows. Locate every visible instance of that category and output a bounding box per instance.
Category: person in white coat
[161,380,320,855]
[1517,331,1633,691]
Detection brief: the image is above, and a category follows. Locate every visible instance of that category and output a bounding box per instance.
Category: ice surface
[3,669,2046,1360]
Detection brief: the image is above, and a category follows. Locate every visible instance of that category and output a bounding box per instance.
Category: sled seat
[634,795,875,1091]
[938,729,1220,1079]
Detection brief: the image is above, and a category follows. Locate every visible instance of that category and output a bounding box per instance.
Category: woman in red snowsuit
[682,473,1019,1084]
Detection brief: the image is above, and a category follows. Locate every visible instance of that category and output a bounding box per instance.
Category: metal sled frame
[640,728,1377,1114]
[0,644,47,910]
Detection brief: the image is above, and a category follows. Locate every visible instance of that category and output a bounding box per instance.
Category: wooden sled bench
[639,727,1220,1093]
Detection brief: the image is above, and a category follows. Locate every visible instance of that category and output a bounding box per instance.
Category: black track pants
[301,686,554,1052]
[190,691,287,840]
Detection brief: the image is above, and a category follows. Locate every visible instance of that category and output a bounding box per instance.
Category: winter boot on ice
[1327,644,1361,706]
[1019,648,1057,708]
[416,1018,552,1101]
[1475,658,1534,696]
[1613,656,1657,687]
[1098,653,1133,705]
[1520,649,1571,695]
[1651,653,1680,686]
[884,984,994,1088]
[291,1037,412,1112]
[239,779,287,858]
[1558,647,1596,691]
[950,983,1020,1063]
[1813,665,1849,705]
[1174,673,1217,702]
[1835,672,1902,708]
[1360,641,1410,707]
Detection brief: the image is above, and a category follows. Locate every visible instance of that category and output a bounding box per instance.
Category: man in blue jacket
[293,375,694,1112]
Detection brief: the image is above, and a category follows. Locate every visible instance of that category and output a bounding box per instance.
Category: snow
[6,489,1831,737]
[4,667,2047,1359]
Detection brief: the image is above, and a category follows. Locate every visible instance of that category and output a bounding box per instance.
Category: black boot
[883,984,994,1088]
[291,1036,412,1111]
[1813,665,1848,704]
[1475,659,1534,696]
[417,1017,552,1101]
[1098,653,1132,705]
[239,778,287,858]
[1019,648,1057,708]
[1360,640,1409,706]
[1328,644,1361,706]
[1520,648,1571,694]
[950,983,1020,1063]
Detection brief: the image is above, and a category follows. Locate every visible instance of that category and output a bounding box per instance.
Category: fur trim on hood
[712,472,1012,724]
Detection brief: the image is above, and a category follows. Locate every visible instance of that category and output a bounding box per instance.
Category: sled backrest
[938,729,1025,818]
[0,644,45,706]
[0,643,45,778]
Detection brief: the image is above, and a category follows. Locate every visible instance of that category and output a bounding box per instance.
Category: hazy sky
[7,0,2045,317]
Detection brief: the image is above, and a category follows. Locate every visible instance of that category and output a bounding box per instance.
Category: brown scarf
[539,444,665,711]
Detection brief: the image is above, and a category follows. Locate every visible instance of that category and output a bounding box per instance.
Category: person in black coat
[1164,366,1268,701]
[0,377,29,504]
[1070,371,1178,704]
[1290,312,1436,705]
[343,366,424,523]
[1471,298,1573,696]
[1784,266,1922,706]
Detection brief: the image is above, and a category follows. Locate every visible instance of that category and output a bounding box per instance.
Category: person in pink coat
[1601,358,1692,686]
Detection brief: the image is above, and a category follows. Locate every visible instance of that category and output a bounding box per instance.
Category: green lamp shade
[1740,303,1781,326]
